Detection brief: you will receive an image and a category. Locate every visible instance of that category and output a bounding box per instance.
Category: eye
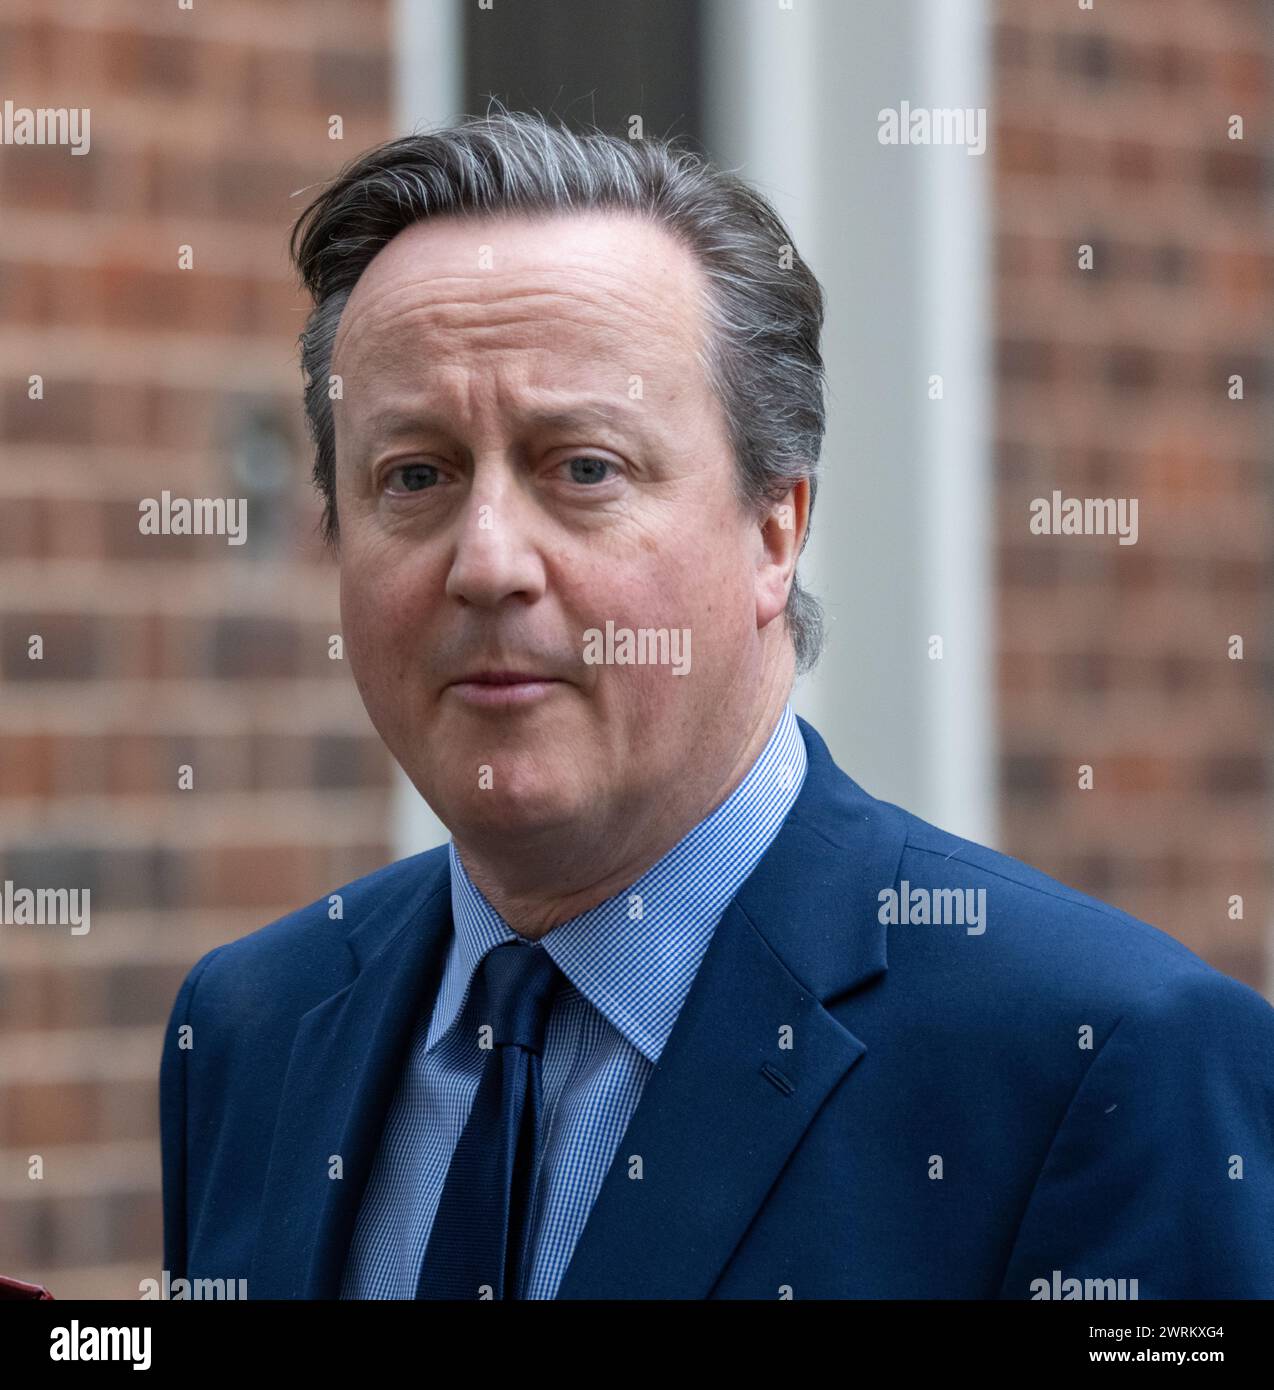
[384,462,440,493]
[563,455,615,485]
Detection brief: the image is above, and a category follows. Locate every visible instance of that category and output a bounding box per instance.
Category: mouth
[445,670,566,708]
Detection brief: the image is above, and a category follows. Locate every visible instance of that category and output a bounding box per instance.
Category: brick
[0,496,49,560]
[0,734,56,798]
[243,45,314,113]
[0,18,59,85]
[211,615,300,678]
[100,846,188,912]
[0,259,58,322]
[103,28,198,94]
[1054,31,1115,84]
[2,1083,98,1148]
[212,155,311,222]
[2,379,94,446]
[1203,147,1267,198]
[0,966,104,1030]
[184,735,251,794]
[99,497,197,562]
[1110,140,1156,186]
[1216,48,1268,105]
[1104,345,1159,392]
[105,1188,160,1264]
[1200,752,1267,795]
[0,142,95,214]
[997,337,1057,382]
[44,498,105,562]
[145,387,216,451]
[198,843,315,911]
[322,841,395,891]
[248,731,309,792]
[312,48,392,110]
[1145,42,1193,90]
[993,23,1030,69]
[313,733,375,790]
[0,1194,56,1270]
[104,961,190,1028]
[51,1194,112,1267]
[103,735,169,796]
[996,127,1059,177]
[0,844,102,901]
[156,615,214,679]
[1002,752,1056,795]
[1,612,98,680]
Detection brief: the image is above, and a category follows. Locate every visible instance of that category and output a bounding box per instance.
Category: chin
[428,773,587,839]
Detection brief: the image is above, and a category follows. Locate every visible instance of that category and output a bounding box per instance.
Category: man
[160,110,1274,1300]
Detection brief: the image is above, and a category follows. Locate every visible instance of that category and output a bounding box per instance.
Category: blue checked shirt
[340,701,807,1299]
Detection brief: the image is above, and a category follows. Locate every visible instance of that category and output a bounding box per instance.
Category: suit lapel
[248,851,454,1299]
[555,716,907,1298]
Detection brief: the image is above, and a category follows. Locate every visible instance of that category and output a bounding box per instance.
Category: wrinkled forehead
[329,208,710,374]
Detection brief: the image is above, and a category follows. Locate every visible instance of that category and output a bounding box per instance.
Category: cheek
[339,545,421,687]
[587,562,749,708]
[667,532,753,633]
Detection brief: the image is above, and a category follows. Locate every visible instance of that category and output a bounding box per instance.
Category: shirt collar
[431,701,807,1064]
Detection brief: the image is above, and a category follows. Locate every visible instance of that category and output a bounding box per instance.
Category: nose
[443,461,548,610]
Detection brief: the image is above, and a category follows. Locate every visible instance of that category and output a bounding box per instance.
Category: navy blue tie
[415,941,564,1299]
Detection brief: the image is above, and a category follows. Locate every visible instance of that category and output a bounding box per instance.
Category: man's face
[331,210,790,858]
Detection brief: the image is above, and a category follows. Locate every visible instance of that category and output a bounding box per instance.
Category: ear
[755,477,810,631]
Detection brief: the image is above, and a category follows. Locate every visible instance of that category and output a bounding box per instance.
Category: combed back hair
[289,105,827,673]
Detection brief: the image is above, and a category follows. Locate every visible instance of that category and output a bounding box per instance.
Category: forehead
[330,208,710,380]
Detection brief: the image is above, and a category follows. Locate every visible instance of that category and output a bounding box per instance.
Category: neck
[455,668,794,940]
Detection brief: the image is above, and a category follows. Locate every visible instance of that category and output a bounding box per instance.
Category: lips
[444,669,566,708]
[450,670,558,686]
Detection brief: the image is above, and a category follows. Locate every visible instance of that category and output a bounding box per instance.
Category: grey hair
[289,105,827,673]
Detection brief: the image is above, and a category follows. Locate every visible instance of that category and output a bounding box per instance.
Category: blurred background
[1,0,1270,1296]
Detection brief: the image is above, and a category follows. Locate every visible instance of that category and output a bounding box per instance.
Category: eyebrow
[363,400,648,444]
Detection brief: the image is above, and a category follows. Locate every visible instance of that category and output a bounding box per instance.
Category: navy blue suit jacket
[160,716,1274,1298]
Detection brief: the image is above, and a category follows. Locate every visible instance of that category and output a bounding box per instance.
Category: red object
[0,1274,54,1300]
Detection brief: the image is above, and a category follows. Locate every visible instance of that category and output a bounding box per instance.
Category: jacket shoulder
[884,800,1259,1017]
[170,845,449,1023]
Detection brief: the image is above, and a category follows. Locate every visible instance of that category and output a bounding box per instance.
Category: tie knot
[478,941,563,1054]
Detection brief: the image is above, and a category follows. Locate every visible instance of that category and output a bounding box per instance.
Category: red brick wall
[993,0,1273,991]
[0,1,396,1297]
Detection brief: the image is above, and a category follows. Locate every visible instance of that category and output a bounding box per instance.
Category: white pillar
[389,0,462,857]
[703,0,996,844]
